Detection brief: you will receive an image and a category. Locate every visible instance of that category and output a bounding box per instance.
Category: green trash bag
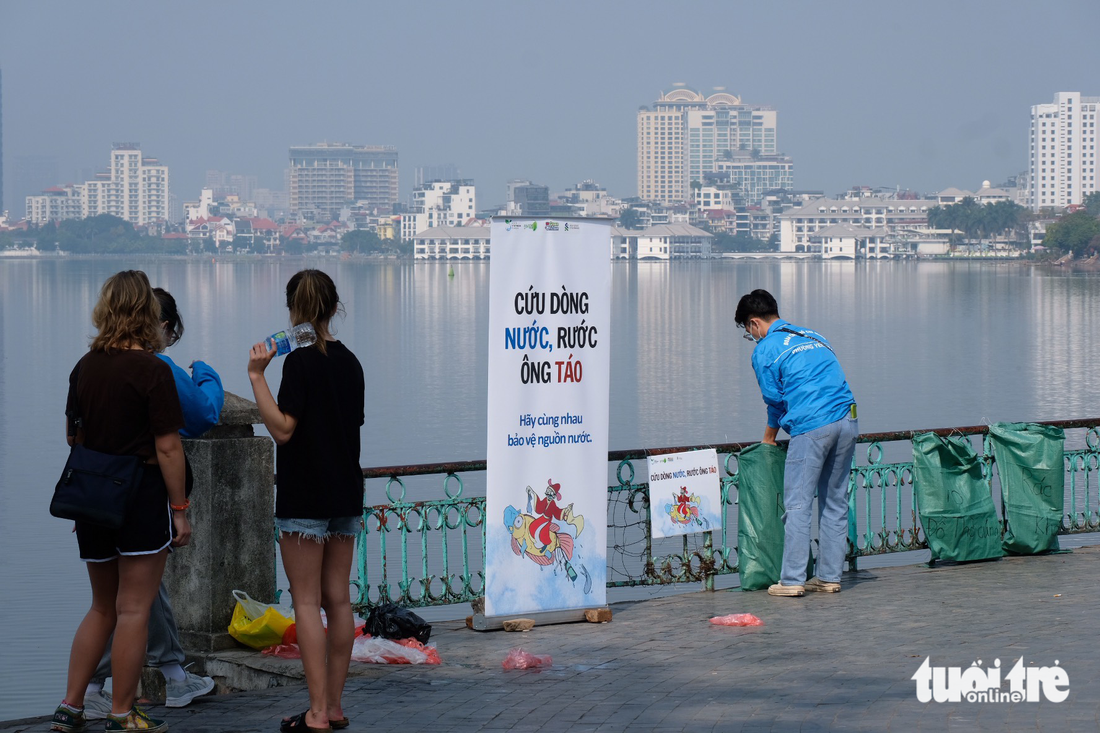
[988,422,1065,555]
[736,442,789,591]
[912,432,1003,562]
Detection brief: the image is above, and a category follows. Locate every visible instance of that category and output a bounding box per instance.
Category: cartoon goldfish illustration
[504,479,592,593]
[666,486,706,526]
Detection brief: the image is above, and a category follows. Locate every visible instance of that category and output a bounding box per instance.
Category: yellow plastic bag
[228,589,294,650]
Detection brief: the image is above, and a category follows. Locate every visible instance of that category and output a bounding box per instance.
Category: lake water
[2,256,1098,720]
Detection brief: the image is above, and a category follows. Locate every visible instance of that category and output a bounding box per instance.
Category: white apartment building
[412,223,490,260]
[638,87,777,205]
[1029,92,1099,210]
[636,223,713,260]
[77,144,170,225]
[26,184,84,224]
[27,145,168,225]
[401,180,476,240]
[779,197,936,253]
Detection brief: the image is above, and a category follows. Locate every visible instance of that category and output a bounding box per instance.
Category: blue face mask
[742,320,759,343]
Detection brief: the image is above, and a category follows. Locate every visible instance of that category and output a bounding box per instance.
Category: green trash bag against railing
[912,432,1003,562]
[988,422,1065,555]
[736,442,787,590]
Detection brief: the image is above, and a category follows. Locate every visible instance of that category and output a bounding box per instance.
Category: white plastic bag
[351,636,429,664]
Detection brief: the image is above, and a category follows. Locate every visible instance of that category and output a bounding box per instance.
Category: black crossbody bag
[51,367,145,528]
[51,444,145,528]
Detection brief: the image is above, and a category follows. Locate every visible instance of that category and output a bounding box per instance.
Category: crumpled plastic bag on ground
[262,643,301,659]
[364,603,433,643]
[709,613,764,627]
[392,637,442,665]
[261,634,441,665]
[502,647,552,670]
[351,635,441,665]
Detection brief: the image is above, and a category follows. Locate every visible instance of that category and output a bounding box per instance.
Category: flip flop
[330,718,350,730]
[280,711,332,733]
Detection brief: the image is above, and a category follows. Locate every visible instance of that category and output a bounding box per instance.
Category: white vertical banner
[485,217,611,618]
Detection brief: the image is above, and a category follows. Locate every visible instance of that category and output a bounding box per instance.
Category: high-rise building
[1029,92,1099,210]
[205,170,258,200]
[506,179,550,216]
[288,142,398,220]
[78,144,169,225]
[638,86,778,204]
[27,144,168,225]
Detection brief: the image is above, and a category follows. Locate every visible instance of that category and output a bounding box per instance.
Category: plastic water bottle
[268,323,317,356]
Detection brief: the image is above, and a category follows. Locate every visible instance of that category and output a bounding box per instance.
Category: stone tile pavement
[4,547,1098,732]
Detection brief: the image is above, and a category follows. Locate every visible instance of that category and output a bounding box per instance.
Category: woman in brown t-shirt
[51,271,191,733]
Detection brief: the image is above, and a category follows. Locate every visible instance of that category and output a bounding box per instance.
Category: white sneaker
[83,689,113,720]
[804,577,841,593]
[767,582,806,597]
[164,671,215,708]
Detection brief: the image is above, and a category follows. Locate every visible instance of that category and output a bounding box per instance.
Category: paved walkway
[5,547,1098,732]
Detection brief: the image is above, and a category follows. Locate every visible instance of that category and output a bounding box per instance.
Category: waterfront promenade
[5,545,1097,733]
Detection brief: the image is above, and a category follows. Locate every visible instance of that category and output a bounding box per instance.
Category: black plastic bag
[363,603,432,643]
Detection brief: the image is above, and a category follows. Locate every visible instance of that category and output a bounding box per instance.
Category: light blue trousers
[780,416,858,586]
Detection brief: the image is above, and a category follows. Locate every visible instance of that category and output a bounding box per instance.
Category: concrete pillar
[165,391,275,653]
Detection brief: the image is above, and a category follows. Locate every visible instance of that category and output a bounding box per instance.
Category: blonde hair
[90,270,164,353]
[286,269,343,355]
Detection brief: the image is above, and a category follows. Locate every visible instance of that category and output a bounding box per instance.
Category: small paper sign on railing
[647,448,722,539]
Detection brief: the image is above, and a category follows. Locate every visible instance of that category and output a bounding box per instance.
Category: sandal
[280,710,332,733]
[330,718,350,730]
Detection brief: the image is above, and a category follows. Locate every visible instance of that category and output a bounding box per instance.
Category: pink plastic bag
[262,643,302,659]
[502,647,552,670]
[709,613,764,627]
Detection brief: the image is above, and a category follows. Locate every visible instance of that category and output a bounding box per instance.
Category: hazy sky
[3,0,1099,212]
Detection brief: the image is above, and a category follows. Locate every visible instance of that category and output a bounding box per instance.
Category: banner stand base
[469,606,611,632]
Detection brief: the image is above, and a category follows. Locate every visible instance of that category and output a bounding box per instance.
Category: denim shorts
[275,516,363,543]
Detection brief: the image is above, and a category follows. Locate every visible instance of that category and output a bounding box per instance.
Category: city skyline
[2,1,1100,214]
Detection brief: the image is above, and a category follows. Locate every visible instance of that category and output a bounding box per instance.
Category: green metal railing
[349,419,1100,613]
[846,420,1100,569]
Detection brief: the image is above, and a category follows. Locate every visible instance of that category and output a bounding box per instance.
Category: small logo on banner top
[912,657,1069,703]
[503,219,538,232]
[544,221,560,231]
[564,222,580,231]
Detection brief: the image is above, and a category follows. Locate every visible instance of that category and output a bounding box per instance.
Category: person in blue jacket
[735,289,857,597]
[82,288,225,719]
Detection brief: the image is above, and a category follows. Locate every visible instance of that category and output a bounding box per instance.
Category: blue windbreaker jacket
[750,319,855,438]
[157,355,224,438]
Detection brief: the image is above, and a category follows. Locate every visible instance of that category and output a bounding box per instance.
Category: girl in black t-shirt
[248,269,365,733]
[52,270,190,733]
